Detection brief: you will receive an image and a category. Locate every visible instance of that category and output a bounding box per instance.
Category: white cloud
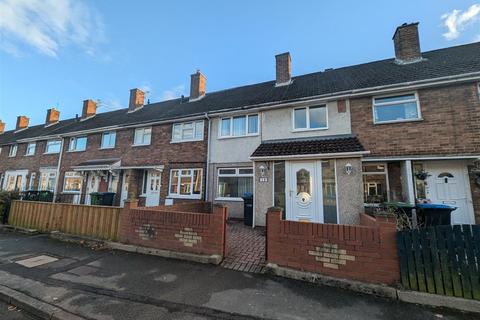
[0,0,105,57]
[441,3,480,40]
[161,85,186,101]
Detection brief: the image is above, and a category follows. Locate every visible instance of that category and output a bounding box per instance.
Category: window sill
[132,144,151,147]
[44,152,60,155]
[291,127,328,133]
[24,154,35,157]
[170,138,203,144]
[99,147,115,150]
[167,194,202,200]
[67,150,86,153]
[373,118,423,125]
[215,197,244,202]
[217,134,259,140]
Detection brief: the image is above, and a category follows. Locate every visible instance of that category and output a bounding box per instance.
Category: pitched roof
[1,42,479,145]
[250,135,367,158]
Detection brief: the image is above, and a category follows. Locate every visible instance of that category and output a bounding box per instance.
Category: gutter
[204,113,211,202]
[250,150,371,161]
[52,138,64,203]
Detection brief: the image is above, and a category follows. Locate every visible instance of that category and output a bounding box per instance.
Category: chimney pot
[16,116,29,131]
[189,70,206,101]
[0,120,5,134]
[45,108,60,125]
[82,99,97,119]
[393,22,422,63]
[129,88,145,112]
[275,52,291,86]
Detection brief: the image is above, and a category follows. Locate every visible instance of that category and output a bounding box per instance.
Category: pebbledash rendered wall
[266,208,399,285]
[119,200,227,257]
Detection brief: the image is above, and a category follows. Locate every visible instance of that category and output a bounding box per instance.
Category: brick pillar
[213,204,228,257]
[266,207,282,262]
[127,169,142,200]
[119,199,138,243]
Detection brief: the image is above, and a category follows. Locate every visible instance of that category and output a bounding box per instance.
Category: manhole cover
[15,255,59,268]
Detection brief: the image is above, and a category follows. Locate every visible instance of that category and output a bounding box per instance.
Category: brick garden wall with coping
[266,208,399,285]
[119,200,227,257]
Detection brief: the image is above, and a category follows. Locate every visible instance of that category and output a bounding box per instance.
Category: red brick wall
[119,201,227,256]
[266,209,399,285]
[351,83,480,157]
[467,165,480,224]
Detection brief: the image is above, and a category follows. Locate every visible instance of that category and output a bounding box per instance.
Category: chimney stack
[129,88,145,112]
[189,70,206,101]
[82,99,97,119]
[16,116,29,131]
[275,52,292,86]
[393,22,422,63]
[0,120,5,134]
[45,108,60,126]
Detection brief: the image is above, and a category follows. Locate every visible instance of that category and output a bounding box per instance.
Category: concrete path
[0,300,36,320]
[0,229,476,320]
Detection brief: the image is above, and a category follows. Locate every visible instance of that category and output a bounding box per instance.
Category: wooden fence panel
[9,200,121,241]
[398,225,480,301]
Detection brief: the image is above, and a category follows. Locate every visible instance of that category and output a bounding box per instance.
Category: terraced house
[0,22,479,225]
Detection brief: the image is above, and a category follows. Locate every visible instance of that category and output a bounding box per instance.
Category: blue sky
[1,0,479,130]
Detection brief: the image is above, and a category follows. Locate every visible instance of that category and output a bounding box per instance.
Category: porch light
[345,163,353,175]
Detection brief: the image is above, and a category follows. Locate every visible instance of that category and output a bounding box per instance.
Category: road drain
[15,255,59,268]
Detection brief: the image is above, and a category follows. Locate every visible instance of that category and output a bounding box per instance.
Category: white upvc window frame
[45,139,62,154]
[372,92,422,124]
[292,105,329,131]
[8,144,18,157]
[28,172,36,190]
[362,162,390,206]
[38,169,57,192]
[133,127,152,146]
[63,171,83,193]
[168,168,203,199]
[216,167,254,201]
[68,136,87,152]
[171,120,204,143]
[218,114,259,138]
[25,142,36,156]
[100,131,116,149]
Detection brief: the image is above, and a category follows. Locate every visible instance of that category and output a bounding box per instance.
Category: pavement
[0,300,36,319]
[0,229,477,320]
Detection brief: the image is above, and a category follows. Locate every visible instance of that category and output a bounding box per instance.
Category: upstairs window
[101,131,116,149]
[69,136,87,152]
[293,105,327,130]
[25,142,36,156]
[133,127,152,146]
[172,120,204,142]
[45,140,61,154]
[9,145,17,157]
[220,114,258,138]
[373,93,420,123]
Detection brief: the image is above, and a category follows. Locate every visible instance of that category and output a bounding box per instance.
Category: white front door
[145,170,161,207]
[425,161,475,225]
[120,172,129,207]
[285,161,323,223]
[85,173,100,204]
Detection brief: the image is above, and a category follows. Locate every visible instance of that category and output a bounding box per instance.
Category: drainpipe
[52,137,64,203]
[204,112,211,203]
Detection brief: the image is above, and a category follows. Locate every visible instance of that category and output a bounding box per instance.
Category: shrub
[0,191,21,224]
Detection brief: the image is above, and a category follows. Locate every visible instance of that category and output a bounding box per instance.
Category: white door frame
[424,160,475,224]
[285,160,323,223]
[144,169,162,207]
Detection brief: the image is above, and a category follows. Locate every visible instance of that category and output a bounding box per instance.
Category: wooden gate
[397,225,480,300]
